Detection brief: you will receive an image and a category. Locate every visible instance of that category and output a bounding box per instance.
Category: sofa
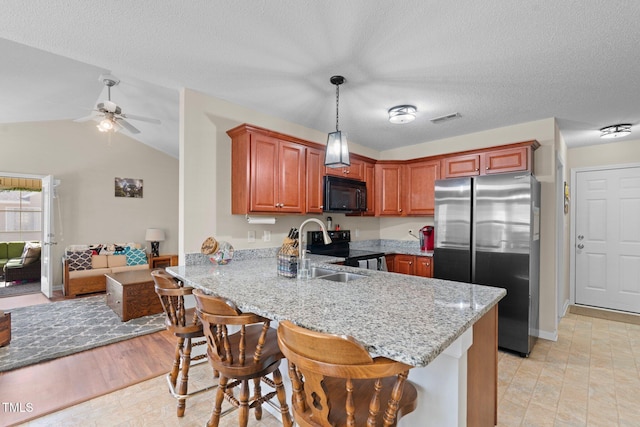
[1,241,42,283]
[63,243,150,297]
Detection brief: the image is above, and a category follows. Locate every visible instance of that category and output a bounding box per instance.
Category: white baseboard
[561,299,570,317]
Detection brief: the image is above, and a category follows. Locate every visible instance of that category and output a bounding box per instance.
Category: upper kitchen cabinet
[404,159,440,215]
[375,162,404,216]
[346,158,376,217]
[324,157,365,181]
[306,146,325,214]
[442,141,539,179]
[229,124,306,214]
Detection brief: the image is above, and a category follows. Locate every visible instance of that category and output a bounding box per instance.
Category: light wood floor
[3,293,640,426]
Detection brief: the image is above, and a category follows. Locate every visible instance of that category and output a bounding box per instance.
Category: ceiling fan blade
[121,113,161,125]
[118,119,141,134]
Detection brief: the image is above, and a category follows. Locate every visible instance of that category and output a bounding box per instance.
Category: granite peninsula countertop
[167,256,505,368]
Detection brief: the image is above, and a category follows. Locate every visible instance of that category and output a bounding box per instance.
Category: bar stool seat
[277,320,418,427]
[193,288,292,427]
[152,270,215,417]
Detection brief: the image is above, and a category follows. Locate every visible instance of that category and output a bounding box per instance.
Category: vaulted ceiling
[2,1,640,158]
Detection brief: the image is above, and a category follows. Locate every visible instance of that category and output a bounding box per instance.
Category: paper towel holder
[246,215,276,225]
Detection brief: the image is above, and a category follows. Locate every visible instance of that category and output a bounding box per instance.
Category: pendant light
[324,75,350,168]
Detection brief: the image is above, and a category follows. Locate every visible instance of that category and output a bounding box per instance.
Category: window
[0,189,42,241]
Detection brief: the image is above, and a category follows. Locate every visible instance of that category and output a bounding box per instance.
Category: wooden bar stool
[151,270,214,417]
[193,289,292,427]
[277,320,418,427]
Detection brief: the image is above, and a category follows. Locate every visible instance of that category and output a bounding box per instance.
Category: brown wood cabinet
[386,254,433,278]
[0,311,10,347]
[324,157,364,181]
[230,125,306,214]
[149,254,178,269]
[393,254,416,275]
[346,160,376,217]
[415,256,433,278]
[467,305,498,426]
[442,143,537,179]
[404,160,440,215]
[105,270,164,321]
[375,163,404,216]
[306,146,325,213]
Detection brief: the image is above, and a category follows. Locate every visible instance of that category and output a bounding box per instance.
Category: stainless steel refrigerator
[433,172,541,356]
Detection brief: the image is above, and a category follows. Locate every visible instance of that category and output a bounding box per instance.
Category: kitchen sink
[318,272,365,282]
[309,267,365,282]
[309,267,339,278]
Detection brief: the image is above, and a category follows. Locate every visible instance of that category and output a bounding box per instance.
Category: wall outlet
[355,228,360,238]
[248,230,256,243]
[262,230,271,242]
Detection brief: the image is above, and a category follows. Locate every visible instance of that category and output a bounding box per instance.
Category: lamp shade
[145,228,165,242]
[324,130,350,168]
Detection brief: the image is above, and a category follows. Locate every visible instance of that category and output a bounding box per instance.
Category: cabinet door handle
[475,168,479,171]
[399,208,402,212]
[409,261,413,265]
[486,166,490,170]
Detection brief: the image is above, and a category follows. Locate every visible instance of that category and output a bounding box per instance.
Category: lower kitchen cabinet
[415,256,433,278]
[387,254,433,278]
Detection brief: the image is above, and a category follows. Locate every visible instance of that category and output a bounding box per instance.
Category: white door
[575,166,640,313]
[40,175,55,298]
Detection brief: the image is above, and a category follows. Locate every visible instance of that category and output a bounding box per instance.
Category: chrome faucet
[298,218,332,264]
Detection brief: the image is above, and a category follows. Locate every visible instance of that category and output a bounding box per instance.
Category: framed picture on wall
[115,177,143,198]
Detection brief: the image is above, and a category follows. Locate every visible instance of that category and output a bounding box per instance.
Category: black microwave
[323,176,367,213]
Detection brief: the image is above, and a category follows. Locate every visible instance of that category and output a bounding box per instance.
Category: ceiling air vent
[430,112,461,124]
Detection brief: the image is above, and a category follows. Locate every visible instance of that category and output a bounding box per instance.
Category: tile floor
[18,312,640,427]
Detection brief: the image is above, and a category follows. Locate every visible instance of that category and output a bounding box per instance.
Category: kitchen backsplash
[186,239,422,266]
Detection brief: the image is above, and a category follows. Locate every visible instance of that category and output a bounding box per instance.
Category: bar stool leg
[208,375,228,427]
[252,377,262,420]
[170,337,184,388]
[239,379,250,427]
[176,337,192,417]
[273,368,293,427]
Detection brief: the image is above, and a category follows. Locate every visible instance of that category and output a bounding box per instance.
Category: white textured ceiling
[2,1,640,158]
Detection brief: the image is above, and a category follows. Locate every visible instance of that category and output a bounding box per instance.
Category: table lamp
[145,228,165,257]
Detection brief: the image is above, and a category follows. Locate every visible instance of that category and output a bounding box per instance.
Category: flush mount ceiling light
[324,75,350,168]
[388,105,417,124]
[600,124,631,139]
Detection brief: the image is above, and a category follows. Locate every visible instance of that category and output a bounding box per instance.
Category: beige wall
[0,120,179,289]
[179,88,380,256]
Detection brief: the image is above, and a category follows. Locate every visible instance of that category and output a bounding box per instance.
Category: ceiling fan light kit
[388,105,417,124]
[600,124,631,139]
[324,75,350,168]
[78,74,161,135]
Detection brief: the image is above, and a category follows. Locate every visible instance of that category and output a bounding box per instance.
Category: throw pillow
[21,242,42,266]
[125,248,148,266]
[66,250,93,271]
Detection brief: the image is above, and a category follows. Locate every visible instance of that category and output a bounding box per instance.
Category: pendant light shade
[324,75,350,168]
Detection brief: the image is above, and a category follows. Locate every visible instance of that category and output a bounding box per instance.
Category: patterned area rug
[0,281,41,298]
[0,295,165,372]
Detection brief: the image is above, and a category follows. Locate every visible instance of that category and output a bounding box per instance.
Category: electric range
[306,230,385,268]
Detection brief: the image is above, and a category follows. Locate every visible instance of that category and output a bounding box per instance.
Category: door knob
[577,243,584,249]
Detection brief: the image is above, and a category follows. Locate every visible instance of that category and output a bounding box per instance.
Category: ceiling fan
[76,75,161,134]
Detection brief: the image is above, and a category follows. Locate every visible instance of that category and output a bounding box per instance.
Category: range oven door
[345,255,387,271]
